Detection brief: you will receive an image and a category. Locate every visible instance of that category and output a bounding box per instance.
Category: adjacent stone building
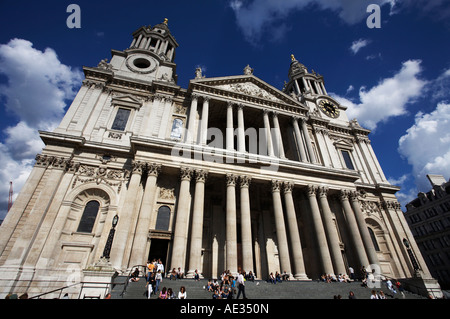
[0,20,441,298]
[405,175,450,289]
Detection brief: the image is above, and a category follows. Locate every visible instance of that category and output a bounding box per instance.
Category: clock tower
[108,18,179,84]
[284,54,343,123]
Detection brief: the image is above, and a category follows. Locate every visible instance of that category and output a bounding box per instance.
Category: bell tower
[284,54,342,121]
[108,19,179,84]
[284,54,328,98]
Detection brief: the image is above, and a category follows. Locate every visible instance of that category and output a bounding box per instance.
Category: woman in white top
[178,286,187,299]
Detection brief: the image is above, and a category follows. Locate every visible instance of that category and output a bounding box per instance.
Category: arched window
[368,227,380,251]
[77,200,100,233]
[155,206,171,231]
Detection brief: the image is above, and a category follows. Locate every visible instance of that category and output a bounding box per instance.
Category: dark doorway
[148,239,169,266]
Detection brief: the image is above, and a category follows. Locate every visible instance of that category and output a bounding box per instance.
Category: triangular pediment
[191,75,304,108]
[111,94,143,109]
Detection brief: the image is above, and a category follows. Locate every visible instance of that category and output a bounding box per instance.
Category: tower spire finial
[163,18,168,25]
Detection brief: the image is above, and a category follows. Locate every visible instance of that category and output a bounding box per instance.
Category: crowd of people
[127,261,442,300]
[205,269,250,299]
[142,259,189,299]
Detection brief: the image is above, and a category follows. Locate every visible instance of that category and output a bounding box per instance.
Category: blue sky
[0,0,449,219]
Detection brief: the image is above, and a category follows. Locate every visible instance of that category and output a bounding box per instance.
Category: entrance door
[148,239,169,266]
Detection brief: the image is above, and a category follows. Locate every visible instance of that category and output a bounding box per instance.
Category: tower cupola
[129,18,178,63]
[284,54,328,99]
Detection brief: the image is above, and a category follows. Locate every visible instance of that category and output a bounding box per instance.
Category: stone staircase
[110,276,426,299]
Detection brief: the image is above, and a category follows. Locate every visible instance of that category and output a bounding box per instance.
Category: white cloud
[331,60,427,131]
[350,38,370,54]
[346,85,354,94]
[0,38,82,128]
[432,67,450,101]
[0,39,82,219]
[398,102,450,192]
[229,0,395,44]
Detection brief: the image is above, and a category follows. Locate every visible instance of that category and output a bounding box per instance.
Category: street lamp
[102,214,119,260]
[403,238,420,272]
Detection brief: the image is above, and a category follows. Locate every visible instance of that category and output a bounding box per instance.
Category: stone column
[339,190,369,270]
[129,163,161,267]
[30,161,80,269]
[113,160,145,269]
[226,174,238,275]
[300,118,317,163]
[170,167,193,272]
[0,154,48,256]
[292,117,308,162]
[350,191,380,267]
[271,180,292,276]
[283,182,308,279]
[263,109,274,157]
[317,187,347,276]
[239,176,253,273]
[226,102,234,151]
[272,112,285,158]
[306,185,334,275]
[200,97,210,145]
[20,158,77,268]
[237,104,246,153]
[186,169,208,278]
[186,94,198,143]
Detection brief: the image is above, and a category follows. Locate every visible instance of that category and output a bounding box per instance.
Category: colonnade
[120,163,381,280]
[185,94,317,163]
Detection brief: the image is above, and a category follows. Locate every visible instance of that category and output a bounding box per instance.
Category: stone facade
[0,20,440,298]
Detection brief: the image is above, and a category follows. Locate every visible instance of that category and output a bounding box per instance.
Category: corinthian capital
[226,173,237,186]
[317,186,329,198]
[195,169,208,183]
[283,181,294,193]
[132,160,145,175]
[146,163,162,177]
[339,189,351,201]
[180,167,193,181]
[271,180,281,192]
[239,175,252,188]
[306,184,317,197]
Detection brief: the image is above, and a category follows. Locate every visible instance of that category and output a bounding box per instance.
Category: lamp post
[102,215,119,260]
[403,238,420,274]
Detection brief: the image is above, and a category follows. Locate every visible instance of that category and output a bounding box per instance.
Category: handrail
[29,282,82,299]
[378,272,442,298]
[119,265,147,297]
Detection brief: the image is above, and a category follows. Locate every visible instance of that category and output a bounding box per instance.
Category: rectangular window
[111,108,131,131]
[341,150,355,170]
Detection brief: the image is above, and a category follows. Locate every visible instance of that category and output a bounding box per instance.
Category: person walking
[155,270,162,294]
[236,271,247,299]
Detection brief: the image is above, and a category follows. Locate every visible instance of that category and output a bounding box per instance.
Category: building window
[341,150,355,170]
[111,108,131,131]
[77,200,100,233]
[155,206,171,231]
[368,227,380,251]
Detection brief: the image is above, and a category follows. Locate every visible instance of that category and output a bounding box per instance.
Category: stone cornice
[130,136,360,185]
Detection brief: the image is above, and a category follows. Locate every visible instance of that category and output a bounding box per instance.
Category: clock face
[318,100,340,118]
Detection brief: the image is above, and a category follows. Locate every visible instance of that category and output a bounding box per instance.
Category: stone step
[111,276,426,300]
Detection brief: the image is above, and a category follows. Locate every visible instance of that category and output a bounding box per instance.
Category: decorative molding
[72,164,127,193]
